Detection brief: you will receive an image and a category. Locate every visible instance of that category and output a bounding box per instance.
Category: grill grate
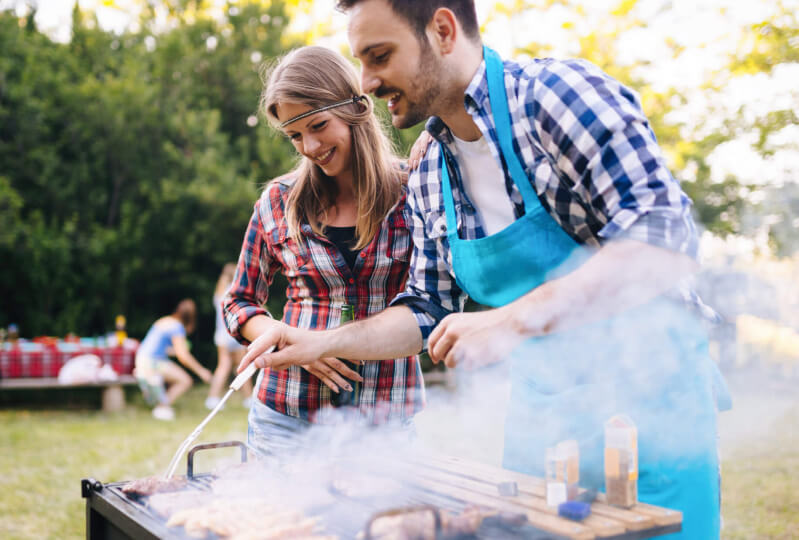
[82,442,681,540]
[86,476,561,540]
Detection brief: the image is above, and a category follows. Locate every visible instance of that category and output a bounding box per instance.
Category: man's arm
[427,239,697,368]
[513,240,698,335]
[239,305,422,371]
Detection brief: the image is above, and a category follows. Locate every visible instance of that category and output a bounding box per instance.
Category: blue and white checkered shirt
[390,54,718,346]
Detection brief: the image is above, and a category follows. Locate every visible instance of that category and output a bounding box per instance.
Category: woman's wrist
[241,315,284,344]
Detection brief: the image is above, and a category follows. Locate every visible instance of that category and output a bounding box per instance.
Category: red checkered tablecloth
[0,344,137,378]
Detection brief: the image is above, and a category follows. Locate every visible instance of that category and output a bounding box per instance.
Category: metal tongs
[162,346,274,479]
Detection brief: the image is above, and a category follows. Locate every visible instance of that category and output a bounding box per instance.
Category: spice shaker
[545,439,580,506]
[604,414,638,508]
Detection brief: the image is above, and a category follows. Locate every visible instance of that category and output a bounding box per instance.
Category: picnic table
[0,339,138,411]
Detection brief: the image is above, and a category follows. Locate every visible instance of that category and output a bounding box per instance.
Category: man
[240,1,724,537]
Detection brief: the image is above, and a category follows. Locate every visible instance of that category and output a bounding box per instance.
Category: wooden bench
[0,375,138,412]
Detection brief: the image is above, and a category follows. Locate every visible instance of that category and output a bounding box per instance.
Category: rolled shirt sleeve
[390,153,468,350]
[223,199,276,344]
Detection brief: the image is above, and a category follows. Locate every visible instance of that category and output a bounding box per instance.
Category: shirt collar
[424,56,490,144]
[463,57,489,112]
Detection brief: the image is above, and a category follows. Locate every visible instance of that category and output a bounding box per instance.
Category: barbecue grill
[82,441,682,539]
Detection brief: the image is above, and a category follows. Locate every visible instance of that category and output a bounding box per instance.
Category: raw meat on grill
[121,475,188,497]
[366,511,437,540]
[365,505,503,540]
[165,497,336,539]
[440,506,485,537]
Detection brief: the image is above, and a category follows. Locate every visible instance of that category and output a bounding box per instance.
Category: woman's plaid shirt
[224,175,424,424]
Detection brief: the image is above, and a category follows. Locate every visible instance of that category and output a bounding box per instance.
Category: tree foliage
[485,0,799,248]
[1,0,796,350]
[0,1,298,350]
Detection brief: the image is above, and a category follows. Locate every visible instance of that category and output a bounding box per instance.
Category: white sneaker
[152,405,175,421]
[205,396,222,410]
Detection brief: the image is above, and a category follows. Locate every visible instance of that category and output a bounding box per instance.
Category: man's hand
[428,308,524,369]
[237,323,330,373]
[236,306,422,374]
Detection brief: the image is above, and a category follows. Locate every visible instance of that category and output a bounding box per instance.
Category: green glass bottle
[340,304,354,324]
[331,304,359,407]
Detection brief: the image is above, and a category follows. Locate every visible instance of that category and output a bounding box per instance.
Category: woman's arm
[240,315,364,393]
[171,335,212,382]
[223,200,278,343]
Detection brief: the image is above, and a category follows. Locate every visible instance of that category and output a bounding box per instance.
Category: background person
[206,263,253,410]
[223,46,424,457]
[238,1,729,537]
[135,298,212,421]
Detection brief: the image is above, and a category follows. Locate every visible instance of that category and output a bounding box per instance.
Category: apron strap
[439,47,544,237]
[440,151,458,236]
[483,46,540,208]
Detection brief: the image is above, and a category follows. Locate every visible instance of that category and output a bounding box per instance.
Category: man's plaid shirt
[224,175,424,423]
[391,54,717,346]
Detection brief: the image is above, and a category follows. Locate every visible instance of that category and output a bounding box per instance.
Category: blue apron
[438,46,720,539]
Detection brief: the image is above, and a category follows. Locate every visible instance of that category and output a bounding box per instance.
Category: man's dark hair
[337,0,480,41]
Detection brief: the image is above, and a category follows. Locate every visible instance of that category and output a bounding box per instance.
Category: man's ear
[428,8,458,54]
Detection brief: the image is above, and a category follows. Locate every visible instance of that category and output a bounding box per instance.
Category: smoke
[695,234,799,460]
[415,363,512,466]
[180,237,798,535]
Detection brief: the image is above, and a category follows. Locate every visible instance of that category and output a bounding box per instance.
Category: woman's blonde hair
[260,46,402,249]
[214,262,237,298]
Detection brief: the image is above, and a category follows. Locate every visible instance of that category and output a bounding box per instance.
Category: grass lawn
[0,386,250,540]
[721,425,799,539]
[1,376,798,539]
[717,375,799,539]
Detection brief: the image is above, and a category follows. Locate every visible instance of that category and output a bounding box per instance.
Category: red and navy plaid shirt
[224,174,425,424]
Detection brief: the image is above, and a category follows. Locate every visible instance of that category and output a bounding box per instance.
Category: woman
[223,46,424,456]
[135,299,212,421]
[206,263,253,410]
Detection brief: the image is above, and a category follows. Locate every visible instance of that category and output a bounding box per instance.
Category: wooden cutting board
[395,454,682,539]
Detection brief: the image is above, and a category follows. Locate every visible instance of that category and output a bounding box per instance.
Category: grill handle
[187,440,248,479]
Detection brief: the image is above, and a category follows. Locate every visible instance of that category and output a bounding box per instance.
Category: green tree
[0,1,297,358]
[483,0,798,245]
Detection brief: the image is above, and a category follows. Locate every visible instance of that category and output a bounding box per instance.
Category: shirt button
[348,278,355,284]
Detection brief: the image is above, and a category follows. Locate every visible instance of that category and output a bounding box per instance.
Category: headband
[279,95,367,128]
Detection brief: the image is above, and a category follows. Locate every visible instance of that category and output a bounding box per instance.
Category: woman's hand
[407,130,433,171]
[303,357,364,393]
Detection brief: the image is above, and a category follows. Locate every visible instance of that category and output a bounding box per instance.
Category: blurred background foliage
[0,0,796,361]
[0,1,303,351]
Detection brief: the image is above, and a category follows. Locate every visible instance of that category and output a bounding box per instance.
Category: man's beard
[393,42,444,129]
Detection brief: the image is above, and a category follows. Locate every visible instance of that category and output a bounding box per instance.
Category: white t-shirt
[450,134,516,235]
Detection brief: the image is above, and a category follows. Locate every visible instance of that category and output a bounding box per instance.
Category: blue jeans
[247,397,417,459]
[247,398,312,457]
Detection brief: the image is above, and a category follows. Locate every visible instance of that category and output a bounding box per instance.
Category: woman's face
[277,102,353,180]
